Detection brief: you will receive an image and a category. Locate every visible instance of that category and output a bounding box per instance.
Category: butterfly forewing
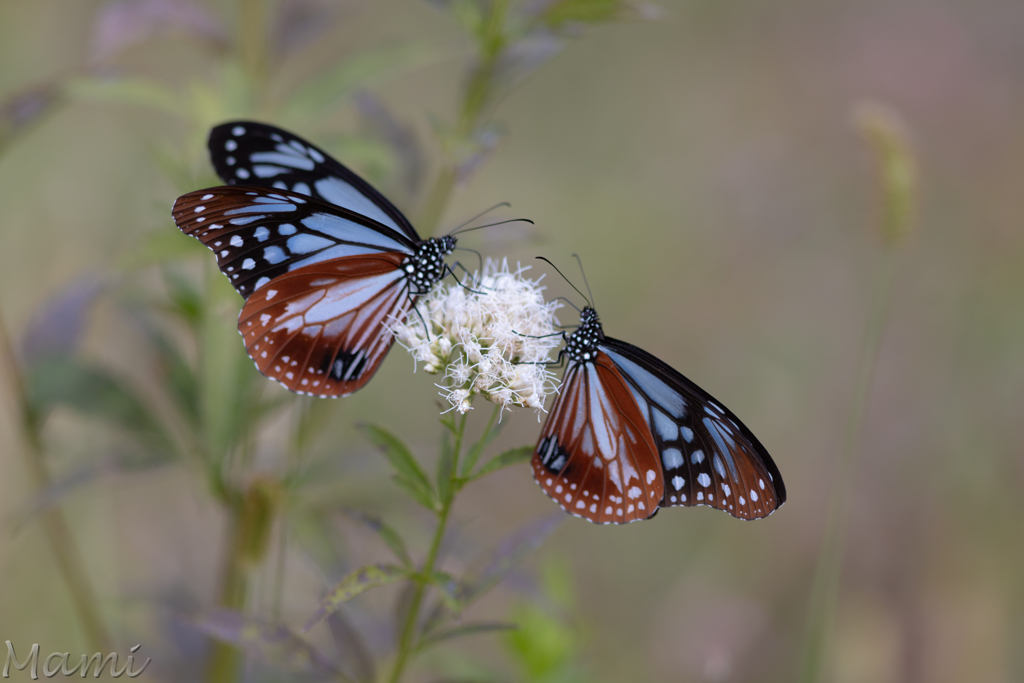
[172,186,414,300]
[238,252,412,397]
[532,353,664,524]
[208,121,420,242]
[599,338,785,520]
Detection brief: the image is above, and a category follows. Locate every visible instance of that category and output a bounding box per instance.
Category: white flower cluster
[390,259,563,414]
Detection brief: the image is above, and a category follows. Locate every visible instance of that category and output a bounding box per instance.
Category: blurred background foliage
[1,0,1023,682]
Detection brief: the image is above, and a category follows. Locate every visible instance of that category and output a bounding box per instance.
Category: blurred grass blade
[67,75,186,118]
[418,622,516,652]
[341,508,413,568]
[281,43,441,125]
[194,610,341,678]
[26,355,175,458]
[303,564,410,632]
[461,513,563,606]
[360,424,436,510]
[532,0,661,27]
[20,276,105,367]
[326,609,376,683]
[468,445,532,482]
[853,101,918,248]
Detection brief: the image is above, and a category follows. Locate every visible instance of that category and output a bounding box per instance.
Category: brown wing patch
[533,353,664,524]
[238,252,410,397]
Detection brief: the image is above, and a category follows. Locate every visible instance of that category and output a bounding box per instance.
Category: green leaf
[194,610,341,678]
[427,571,462,614]
[341,509,413,568]
[418,621,517,652]
[538,0,651,27]
[469,445,533,482]
[302,564,410,632]
[360,424,436,510]
[25,355,175,458]
[139,320,200,430]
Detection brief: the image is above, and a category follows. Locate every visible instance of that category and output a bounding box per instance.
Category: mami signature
[3,642,150,679]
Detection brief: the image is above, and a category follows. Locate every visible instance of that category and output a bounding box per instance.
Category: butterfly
[171,121,459,398]
[533,293,786,524]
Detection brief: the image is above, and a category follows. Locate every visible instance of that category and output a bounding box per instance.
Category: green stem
[205,478,279,683]
[417,0,509,236]
[0,309,113,654]
[799,249,899,683]
[388,413,471,683]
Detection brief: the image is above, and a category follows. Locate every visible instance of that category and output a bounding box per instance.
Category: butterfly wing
[208,121,420,242]
[599,337,786,520]
[172,186,415,300]
[533,353,665,524]
[238,252,412,397]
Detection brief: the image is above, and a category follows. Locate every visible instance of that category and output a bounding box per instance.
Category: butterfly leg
[441,263,486,295]
[453,246,484,277]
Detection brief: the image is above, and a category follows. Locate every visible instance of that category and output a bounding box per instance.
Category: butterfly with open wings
[532,271,786,524]
[172,121,461,398]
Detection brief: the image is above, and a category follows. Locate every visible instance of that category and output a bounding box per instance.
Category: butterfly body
[172,122,458,398]
[534,307,786,524]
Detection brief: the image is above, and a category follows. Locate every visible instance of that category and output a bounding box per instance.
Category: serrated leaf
[469,445,533,482]
[25,356,175,458]
[418,621,517,652]
[360,424,435,510]
[341,509,413,568]
[193,610,340,677]
[303,564,410,632]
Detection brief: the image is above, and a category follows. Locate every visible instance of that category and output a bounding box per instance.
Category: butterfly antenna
[449,201,511,233]
[536,257,592,308]
[553,296,582,313]
[572,253,596,309]
[451,217,534,236]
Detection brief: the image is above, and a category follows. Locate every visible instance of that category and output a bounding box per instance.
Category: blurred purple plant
[90,0,227,62]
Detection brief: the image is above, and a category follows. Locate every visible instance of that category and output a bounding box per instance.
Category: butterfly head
[565,307,604,364]
[404,236,457,292]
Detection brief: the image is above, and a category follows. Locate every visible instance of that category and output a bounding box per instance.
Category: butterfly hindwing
[208,121,420,242]
[238,252,412,397]
[532,353,664,524]
[172,186,415,300]
[599,337,786,520]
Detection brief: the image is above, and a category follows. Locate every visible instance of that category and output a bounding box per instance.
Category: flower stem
[388,413,471,683]
[0,308,113,654]
[799,249,899,683]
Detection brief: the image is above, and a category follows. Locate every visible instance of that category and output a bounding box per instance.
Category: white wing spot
[230,235,243,247]
[201,193,214,200]
[759,478,765,490]
[697,473,711,487]
[220,250,229,258]
[194,206,205,213]
[555,485,563,494]
[672,476,685,490]
[646,469,656,485]
[627,486,641,500]
[564,493,572,502]
[722,484,731,497]
[232,126,245,136]
[605,506,613,515]
[750,490,759,502]
[691,450,705,464]
[739,496,746,505]
[697,492,704,501]
[576,500,585,510]
[265,289,277,300]
[237,168,250,179]
[259,314,271,326]
[242,258,256,270]
[225,140,237,151]
[546,478,552,486]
